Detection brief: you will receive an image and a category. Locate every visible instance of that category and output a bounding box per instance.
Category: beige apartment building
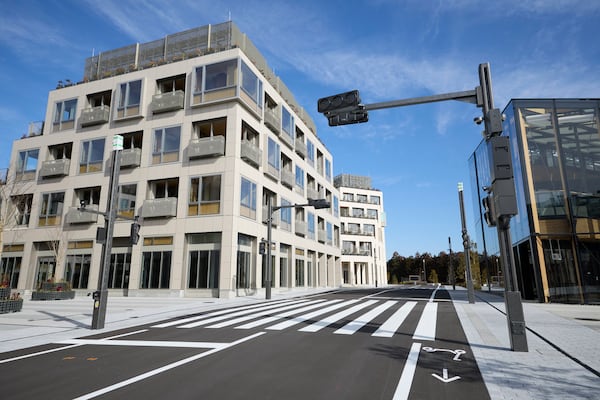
[1,22,341,299]
[335,175,386,287]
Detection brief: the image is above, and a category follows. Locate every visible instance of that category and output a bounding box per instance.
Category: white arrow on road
[432,368,461,383]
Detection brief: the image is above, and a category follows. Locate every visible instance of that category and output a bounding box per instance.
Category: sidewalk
[449,287,600,400]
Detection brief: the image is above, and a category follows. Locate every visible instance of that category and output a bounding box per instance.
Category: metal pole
[91,147,121,329]
[458,183,475,304]
[449,237,455,290]
[266,197,273,299]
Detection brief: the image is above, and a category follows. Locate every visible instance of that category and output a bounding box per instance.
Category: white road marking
[393,342,421,400]
[412,302,438,341]
[372,301,417,338]
[267,299,360,331]
[334,301,396,335]
[234,299,343,329]
[299,300,378,333]
[59,339,228,349]
[72,332,266,400]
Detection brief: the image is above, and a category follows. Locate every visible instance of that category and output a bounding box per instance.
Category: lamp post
[458,182,475,304]
[265,198,330,299]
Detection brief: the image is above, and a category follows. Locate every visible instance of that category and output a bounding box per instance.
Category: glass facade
[469,99,600,304]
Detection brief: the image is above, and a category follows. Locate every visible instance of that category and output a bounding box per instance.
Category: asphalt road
[0,286,490,400]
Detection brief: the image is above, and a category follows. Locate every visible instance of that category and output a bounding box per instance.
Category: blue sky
[1,0,599,259]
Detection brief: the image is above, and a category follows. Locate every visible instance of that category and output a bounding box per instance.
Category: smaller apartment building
[335,175,387,286]
[0,22,341,299]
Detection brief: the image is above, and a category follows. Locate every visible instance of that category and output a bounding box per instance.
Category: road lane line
[299,300,378,333]
[235,299,343,329]
[266,299,360,331]
[372,301,417,338]
[429,283,441,302]
[334,300,396,335]
[393,342,421,400]
[72,332,266,400]
[58,339,228,349]
[152,298,298,328]
[412,302,438,341]
[178,299,310,328]
[206,300,326,328]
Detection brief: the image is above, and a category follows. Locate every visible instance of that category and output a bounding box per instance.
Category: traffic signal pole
[317,63,528,351]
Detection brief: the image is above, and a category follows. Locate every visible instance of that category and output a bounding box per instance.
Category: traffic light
[318,90,361,113]
[327,110,369,126]
[259,240,267,255]
[130,219,140,245]
[482,195,496,227]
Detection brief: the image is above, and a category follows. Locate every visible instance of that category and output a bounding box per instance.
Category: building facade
[334,174,387,287]
[469,99,600,304]
[0,22,341,299]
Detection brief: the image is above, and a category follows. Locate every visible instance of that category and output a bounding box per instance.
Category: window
[343,193,354,201]
[306,139,315,166]
[193,118,227,139]
[240,177,257,219]
[280,198,292,231]
[75,186,101,208]
[282,106,294,140]
[370,195,380,205]
[364,224,375,236]
[205,60,237,91]
[47,142,73,161]
[187,233,221,290]
[157,74,185,93]
[109,253,131,289]
[117,80,142,118]
[12,194,33,226]
[64,254,91,289]
[16,149,39,181]
[295,166,305,189]
[39,192,64,226]
[117,184,137,219]
[189,175,221,215]
[87,90,111,108]
[333,196,339,218]
[0,256,21,288]
[357,194,368,203]
[53,99,77,131]
[122,131,143,150]
[268,137,280,171]
[367,209,378,219]
[150,178,179,199]
[307,211,315,240]
[141,251,171,288]
[152,126,180,164]
[240,60,263,109]
[352,208,364,218]
[327,222,333,244]
[79,138,105,173]
[325,159,332,181]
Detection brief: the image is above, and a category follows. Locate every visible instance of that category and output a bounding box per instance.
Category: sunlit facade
[470,99,600,304]
[0,22,341,298]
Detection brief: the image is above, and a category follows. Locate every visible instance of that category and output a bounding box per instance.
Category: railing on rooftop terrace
[82,21,316,134]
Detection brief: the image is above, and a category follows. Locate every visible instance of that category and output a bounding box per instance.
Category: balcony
[150,90,185,114]
[80,106,110,127]
[295,138,306,158]
[262,205,280,226]
[264,108,281,135]
[40,159,70,178]
[295,220,307,235]
[318,229,327,243]
[66,205,99,224]
[240,140,261,168]
[307,186,321,200]
[188,136,225,159]
[279,131,294,149]
[120,148,142,168]
[141,197,177,218]
[280,169,294,189]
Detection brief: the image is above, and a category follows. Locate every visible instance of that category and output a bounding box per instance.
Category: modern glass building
[470,99,600,304]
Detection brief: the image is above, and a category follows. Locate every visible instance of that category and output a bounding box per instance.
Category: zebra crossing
[151,297,440,340]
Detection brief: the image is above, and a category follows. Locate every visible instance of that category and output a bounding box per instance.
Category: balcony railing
[120,148,142,168]
[66,205,99,224]
[80,105,110,127]
[264,108,281,135]
[307,186,321,200]
[295,138,306,158]
[150,90,185,113]
[295,220,307,235]
[280,169,294,188]
[241,140,261,168]
[188,136,225,159]
[40,159,70,178]
[141,197,177,218]
[262,205,279,226]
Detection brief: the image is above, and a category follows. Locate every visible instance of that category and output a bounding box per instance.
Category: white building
[0,22,341,299]
[335,174,386,286]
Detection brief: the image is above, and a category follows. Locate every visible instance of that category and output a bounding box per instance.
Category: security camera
[474,116,484,125]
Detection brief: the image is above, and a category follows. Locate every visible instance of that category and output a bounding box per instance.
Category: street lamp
[264,198,330,299]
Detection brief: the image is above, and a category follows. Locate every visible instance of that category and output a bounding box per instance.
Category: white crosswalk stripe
[151,298,440,339]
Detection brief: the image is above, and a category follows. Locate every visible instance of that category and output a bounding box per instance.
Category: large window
[64,253,91,289]
[109,253,131,289]
[325,159,332,181]
[0,256,21,288]
[193,118,227,139]
[307,211,315,240]
[240,60,263,110]
[295,166,305,190]
[117,80,142,118]
[268,137,280,171]
[80,138,105,173]
[280,198,292,231]
[39,192,64,226]
[282,106,294,141]
[16,149,38,181]
[189,175,221,215]
[306,139,315,166]
[240,177,257,219]
[53,99,77,131]
[141,251,171,289]
[153,126,180,164]
[193,59,238,104]
[12,194,33,226]
[118,184,137,219]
